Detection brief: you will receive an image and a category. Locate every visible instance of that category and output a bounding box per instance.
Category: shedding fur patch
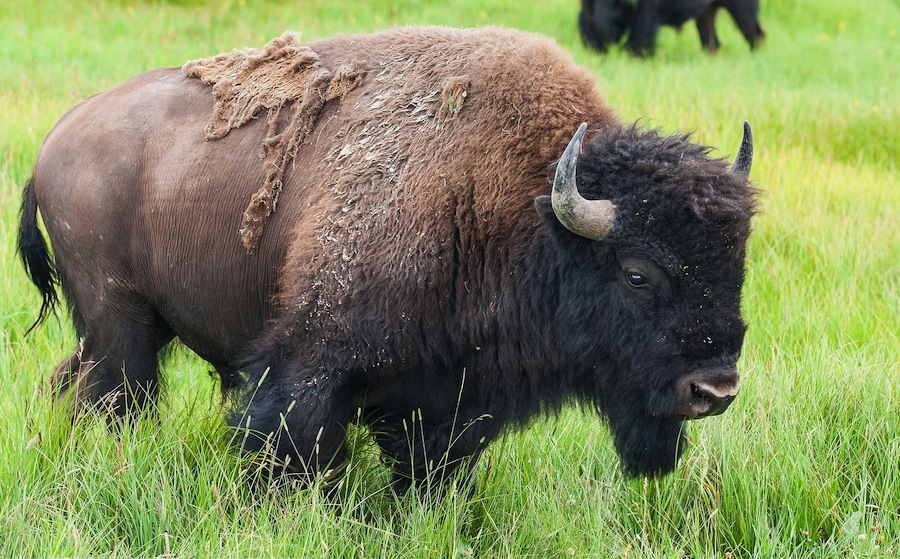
[183,33,367,251]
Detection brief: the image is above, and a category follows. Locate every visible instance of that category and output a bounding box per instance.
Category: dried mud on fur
[438,76,470,119]
[183,33,367,251]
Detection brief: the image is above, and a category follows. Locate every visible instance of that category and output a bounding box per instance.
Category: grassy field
[1,0,897,557]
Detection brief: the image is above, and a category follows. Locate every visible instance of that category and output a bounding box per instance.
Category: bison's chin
[609,413,687,477]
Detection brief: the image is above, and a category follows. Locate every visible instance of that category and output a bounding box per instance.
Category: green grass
[1,0,898,556]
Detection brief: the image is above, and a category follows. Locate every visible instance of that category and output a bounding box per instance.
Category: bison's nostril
[691,383,710,402]
[689,383,713,415]
[689,381,736,418]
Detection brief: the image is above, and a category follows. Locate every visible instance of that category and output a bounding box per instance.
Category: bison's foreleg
[232,365,357,485]
[374,409,502,496]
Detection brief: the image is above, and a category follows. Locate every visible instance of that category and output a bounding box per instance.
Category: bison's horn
[552,123,616,241]
[730,121,753,176]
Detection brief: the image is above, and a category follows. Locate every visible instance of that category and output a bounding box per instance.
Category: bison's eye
[618,255,665,295]
[626,272,648,289]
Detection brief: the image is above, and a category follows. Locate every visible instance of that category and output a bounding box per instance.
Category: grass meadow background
[0,0,897,556]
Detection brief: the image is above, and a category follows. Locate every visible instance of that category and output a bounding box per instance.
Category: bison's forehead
[578,125,758,272]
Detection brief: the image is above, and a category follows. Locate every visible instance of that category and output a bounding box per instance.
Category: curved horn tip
[731,120,753,176]
[559,123,588,169]
[573,122,588,143]
[553,123,589,197]
[567,123,588,161]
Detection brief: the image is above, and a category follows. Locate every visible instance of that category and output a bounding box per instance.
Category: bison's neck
[440,211,594,418]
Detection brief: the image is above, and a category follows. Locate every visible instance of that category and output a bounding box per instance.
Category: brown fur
[275,26,615,319]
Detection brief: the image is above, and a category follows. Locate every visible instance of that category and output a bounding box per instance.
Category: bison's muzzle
[674,368,740,419]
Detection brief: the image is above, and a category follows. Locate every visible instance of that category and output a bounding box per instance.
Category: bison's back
[304,26,612,210]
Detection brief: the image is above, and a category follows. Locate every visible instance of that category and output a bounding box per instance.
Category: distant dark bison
[579,0,765,56]
[19,26,757,493]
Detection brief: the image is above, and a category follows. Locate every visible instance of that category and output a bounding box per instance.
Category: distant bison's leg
[579,0,618,53]
[626,0,661,56]
[232,362,357,482]
[721,0,765,48]
[578,3,608,53]
[52,280,174,417]
[374,408,502,495]
[696,5,721,53]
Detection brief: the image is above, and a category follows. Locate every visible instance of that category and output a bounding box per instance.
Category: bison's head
[537,122,757,477]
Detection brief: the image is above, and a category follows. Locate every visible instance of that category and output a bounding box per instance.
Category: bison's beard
[606,405,688,477]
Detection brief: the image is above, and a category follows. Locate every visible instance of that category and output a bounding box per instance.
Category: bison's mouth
[607,367,740,476]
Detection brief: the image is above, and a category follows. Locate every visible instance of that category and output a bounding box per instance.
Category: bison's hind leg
[51,286,174,419]
[695,5,721,53]
[722,0,765,48]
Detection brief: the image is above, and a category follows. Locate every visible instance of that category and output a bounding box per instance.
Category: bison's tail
[17,176,59,334]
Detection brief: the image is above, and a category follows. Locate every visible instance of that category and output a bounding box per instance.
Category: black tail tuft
[17,176,59,334]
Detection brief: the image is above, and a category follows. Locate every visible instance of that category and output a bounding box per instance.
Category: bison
[579,0,766,56]
[18,26,757,493]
